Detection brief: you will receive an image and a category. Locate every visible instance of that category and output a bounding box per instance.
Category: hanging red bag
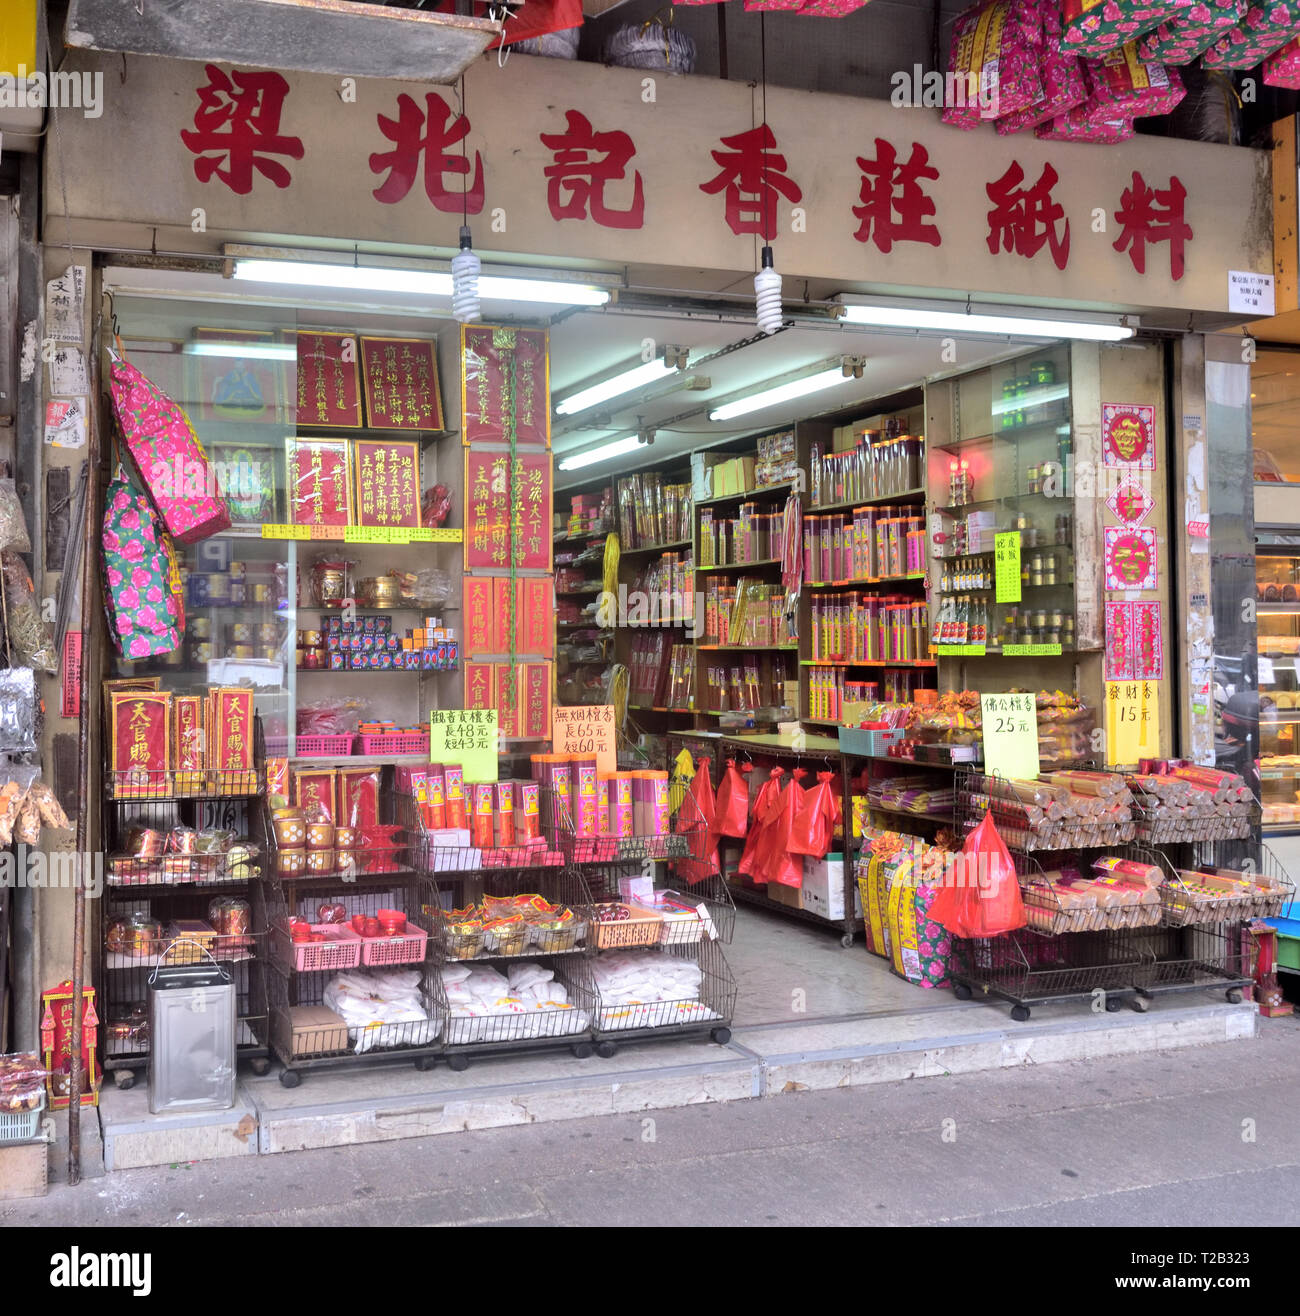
[760,768,807,888]
[737,767,784,883]
[677,755,720,884]
[929,812,1026,938]
[714,759,752,838]
[788,771,838,857]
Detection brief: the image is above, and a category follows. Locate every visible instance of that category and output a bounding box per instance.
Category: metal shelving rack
[99,730,272,1089]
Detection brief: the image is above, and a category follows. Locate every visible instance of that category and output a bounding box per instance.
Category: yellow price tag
[410,527,462,543]
[994,531,1021,603]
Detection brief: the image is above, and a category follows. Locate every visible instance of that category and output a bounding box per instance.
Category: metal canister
[191,642,214,664]
[230,643,254,660]
[227,561,247,581]
[259,645,279,662]
[257,623,281,645]
[249,582,272,606]
[229,622,253,644]
[229,581,246,606]
[300,629,322,648]
[188,616,212,640]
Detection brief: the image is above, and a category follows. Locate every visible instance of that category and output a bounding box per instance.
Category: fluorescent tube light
[183,341,298,361]
[837,301,1134,341]
[557,434,642,471]
[708,367,848,422]
[232,259,611,307]
[556,358,679,416]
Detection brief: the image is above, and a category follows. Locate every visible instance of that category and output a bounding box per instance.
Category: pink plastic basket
[272,922,362,973]
[359,922,430,967]
[264,734,355,758]
[358,731,429,755]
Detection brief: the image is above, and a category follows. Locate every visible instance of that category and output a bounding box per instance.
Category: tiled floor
[726,904,942,1025]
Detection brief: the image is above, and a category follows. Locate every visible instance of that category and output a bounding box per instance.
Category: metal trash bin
[147,941,236,1114]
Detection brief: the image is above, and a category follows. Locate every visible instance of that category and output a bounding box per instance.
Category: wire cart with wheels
[99,747,272,1090]
[551,776,738,1056]
[265,807,441,1087]
[415,843,600,1073]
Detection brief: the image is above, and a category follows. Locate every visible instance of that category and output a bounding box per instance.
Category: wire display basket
[1124,924,1253,1006]
[589,939,736,1046]
[420,865,596,966]
[431,959,598,1051]
[954,767,1136,853]
[949,927,1151,1020]
[544,781,707,865]
[583,861,736,945]
[1186,840,1296,920]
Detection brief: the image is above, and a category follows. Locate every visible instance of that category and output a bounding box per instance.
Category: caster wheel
[413,1055,437,1072]
[710,1027,732,1045]
[571,1042,593,1059]
[1010,1005,1031,1023]
[595,1041,617,1059]
[250,1058,270,1076]
[952,983,973,1002]
[279,1069,301,1089]
[840,934,855,949]
[1226,988,1244,1005]
[1105,998,1121,1013]
[113,1070,136,1091]
[447,1054,470,1072]
[1131,996,1151,1013]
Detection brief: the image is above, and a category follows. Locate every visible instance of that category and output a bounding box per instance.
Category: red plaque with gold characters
[287,436,353,526]
[40,980,100,1110]
[463,449,552,572]
[495,665,523,738]
[461,325,549,448]
[523,663,552,740]
[1104,527,1158,592]
[173,694,206,795]
[361,336,444,432]
[109,690,171,797]
[294,769,337,823]
[464,577,495,657]
[209,688,256,788]
[296,330,363,429]
[463,662,495,712]
[354,439,421,529]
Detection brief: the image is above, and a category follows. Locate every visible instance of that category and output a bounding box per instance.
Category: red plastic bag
[677,756,720,884]
[738,767,784,883]
[789,771,838,857]
[714,759,752,838]
[761,769,807,887]
[928,811,1026,937]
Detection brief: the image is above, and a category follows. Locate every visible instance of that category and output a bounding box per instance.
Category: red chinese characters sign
[287,437,352,526]
[296,331,363,429]
[360,336,444,432]
[172,65,1209,291]
[464,449,552,571]
[354,439,421,529]
[461,326,549,448]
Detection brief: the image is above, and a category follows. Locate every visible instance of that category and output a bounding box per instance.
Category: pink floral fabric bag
[102,465,184,660]
[108,353,230,544]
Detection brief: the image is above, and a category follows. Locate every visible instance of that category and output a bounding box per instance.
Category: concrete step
[93,994,1258,1169]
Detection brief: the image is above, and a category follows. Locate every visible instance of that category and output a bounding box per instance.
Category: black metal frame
[99,773,271,1082]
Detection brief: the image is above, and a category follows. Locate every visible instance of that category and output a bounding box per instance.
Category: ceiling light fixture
[182,342,298,361]
[555,355,682,416]
[557,434,643,472]
[836,297,1136,341]
[231,259,612,308]
[708,359,861,422]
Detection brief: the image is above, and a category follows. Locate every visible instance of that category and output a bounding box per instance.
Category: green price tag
[1002,643,1062,657]
[994,531,1021,603]
[429,709,499,784]
[979,691,1039,780]
[387,528,412,545]
[410,528,463,543]
[936,644,987,657]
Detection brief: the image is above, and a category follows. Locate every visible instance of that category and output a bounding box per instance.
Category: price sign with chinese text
[429,709,498,784]
[552,703,616,775]
[1105,680,1161,767]
[994,532,1021,603]
[979,691,1039,781]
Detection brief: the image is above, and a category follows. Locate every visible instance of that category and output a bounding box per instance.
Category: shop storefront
[15,44,1286,1162]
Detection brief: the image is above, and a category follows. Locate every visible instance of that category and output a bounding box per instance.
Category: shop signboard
[46,55,1271,318]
